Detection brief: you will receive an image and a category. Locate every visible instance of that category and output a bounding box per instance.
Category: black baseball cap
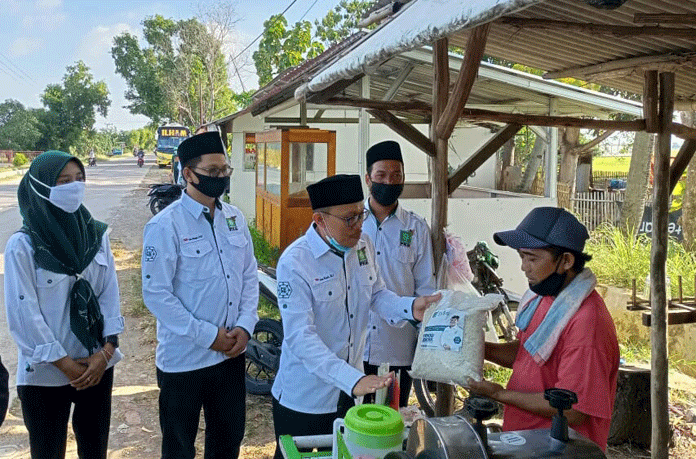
[493,207,589,253]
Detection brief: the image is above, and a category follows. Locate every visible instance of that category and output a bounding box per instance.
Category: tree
[0,99,42,150]
[112,6,242,127]
[557,127,615,196]
[39,61,110,152]
[252,0,371,87]
[619,132,653,235]
[128,127,156,152]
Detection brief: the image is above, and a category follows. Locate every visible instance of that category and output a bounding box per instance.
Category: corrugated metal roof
[303,0,696,105]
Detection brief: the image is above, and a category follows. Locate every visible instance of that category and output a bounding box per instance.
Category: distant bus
[156,124,191,168]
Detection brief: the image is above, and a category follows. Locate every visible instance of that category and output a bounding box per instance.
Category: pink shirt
[503,290,619,450]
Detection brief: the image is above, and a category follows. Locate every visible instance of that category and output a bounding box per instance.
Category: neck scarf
[515,268,597,364]
[17,151,107,353]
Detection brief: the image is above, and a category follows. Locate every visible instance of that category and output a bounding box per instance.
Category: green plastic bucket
[343,404,404,457]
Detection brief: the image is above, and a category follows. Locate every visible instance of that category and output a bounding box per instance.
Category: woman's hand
[72,350,109,390]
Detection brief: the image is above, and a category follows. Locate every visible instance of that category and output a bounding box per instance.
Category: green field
[593,156,631,173]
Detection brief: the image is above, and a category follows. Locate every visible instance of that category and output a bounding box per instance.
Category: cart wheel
[245,318,283,395]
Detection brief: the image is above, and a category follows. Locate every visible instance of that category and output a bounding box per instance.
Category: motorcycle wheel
[245,318,283,395]
[149,198,169,216]
[413,379,469,418]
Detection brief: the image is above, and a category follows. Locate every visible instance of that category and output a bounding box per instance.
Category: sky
[0,0,341,130]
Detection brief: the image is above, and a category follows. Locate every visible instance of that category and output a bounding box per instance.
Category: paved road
[0,155,153,400]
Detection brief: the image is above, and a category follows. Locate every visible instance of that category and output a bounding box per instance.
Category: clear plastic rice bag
[410,289,502,385]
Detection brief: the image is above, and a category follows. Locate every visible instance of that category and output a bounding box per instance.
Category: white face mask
[29,174,86,213]
[49,181,86,213]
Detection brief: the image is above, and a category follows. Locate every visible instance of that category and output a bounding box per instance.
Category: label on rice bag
[420,308,465,352]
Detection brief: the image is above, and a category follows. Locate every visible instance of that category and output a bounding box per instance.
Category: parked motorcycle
[245,264,283,395]
[147,183,183,215]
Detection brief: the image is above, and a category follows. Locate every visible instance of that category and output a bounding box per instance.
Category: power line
[298,0,320,22]
[232,0,299,61]
[0,51,36,83]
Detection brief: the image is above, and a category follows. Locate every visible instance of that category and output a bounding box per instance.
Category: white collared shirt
[271,224,415,414]
[141,192,259,373]
[4,232,124,386]
[362,200,436,366]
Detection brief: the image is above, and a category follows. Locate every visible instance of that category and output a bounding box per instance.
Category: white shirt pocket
[180,240,215,281]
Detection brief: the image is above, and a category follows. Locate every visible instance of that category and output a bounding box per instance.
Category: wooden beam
[313,109,326,121]
[642,310,696,327]
[459,108,646,131]
[367,109,436,157]
[543,53,696,80]
[669,139,696,194]
[431,37,453,419]
[448,124,522,194]
[644,70,659,133]
[671,122,696,141]
[634,13,696,25]
[500,17,696,38]
[323,96,432,113]
[305,74,364,104]
[651,71,674,459]
[382,63,415,101]
[435,24,490,139]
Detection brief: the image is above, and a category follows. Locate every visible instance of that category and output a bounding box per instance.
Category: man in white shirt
[271,174,440,459]
[142,131,258,459]
[440,315,463,351]
[362,140,436,407]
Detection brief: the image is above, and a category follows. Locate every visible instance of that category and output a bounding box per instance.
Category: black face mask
[370,182,403,207]
[190,170,229,198]
[529,257,567,297]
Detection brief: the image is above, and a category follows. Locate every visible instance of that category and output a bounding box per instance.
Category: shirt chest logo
[357,248,368,266]
[400,229,414,247]
[226,216,238,231]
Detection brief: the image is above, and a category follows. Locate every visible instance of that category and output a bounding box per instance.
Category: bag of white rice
[410,289,502,385]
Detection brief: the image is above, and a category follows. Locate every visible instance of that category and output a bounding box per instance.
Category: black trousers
[156,354,246,459]
[272,393,354,459]
[17,367,114,459]
[363,362,413,408]
[0,356,8,426]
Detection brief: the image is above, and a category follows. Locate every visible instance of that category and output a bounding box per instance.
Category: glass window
[256,143,265,189]
[289,142,328,196]
[265,142,282,196]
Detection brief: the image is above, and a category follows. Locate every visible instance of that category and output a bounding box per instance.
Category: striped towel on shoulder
[515,268,597,364]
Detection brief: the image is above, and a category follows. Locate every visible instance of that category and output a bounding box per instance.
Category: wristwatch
[105,335,119,348]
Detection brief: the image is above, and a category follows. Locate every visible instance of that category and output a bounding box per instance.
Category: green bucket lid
[344,404,404,437]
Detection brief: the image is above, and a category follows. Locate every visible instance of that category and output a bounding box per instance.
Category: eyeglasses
[193,165,234,177]
[321,209,368,227]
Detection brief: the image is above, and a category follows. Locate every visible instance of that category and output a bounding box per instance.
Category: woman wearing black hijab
[4,151,124,459]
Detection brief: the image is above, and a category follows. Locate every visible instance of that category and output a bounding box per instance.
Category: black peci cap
[366,140,403,169]
[307,174,364,210]
[178,131,226,165]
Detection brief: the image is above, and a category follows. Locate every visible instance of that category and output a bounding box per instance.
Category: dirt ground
[1,166,695,458]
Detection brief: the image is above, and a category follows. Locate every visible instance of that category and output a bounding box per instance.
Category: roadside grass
[586,224,696,299]
[586,225,696,377]
[592,156,631,173]
[249,222,281,267]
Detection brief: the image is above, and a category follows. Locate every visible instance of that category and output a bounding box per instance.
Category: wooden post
[651,71,674,459]
[644,71,659,133]
[431,37,453,418]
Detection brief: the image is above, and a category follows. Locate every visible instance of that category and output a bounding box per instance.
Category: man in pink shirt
[468,207,619,451]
